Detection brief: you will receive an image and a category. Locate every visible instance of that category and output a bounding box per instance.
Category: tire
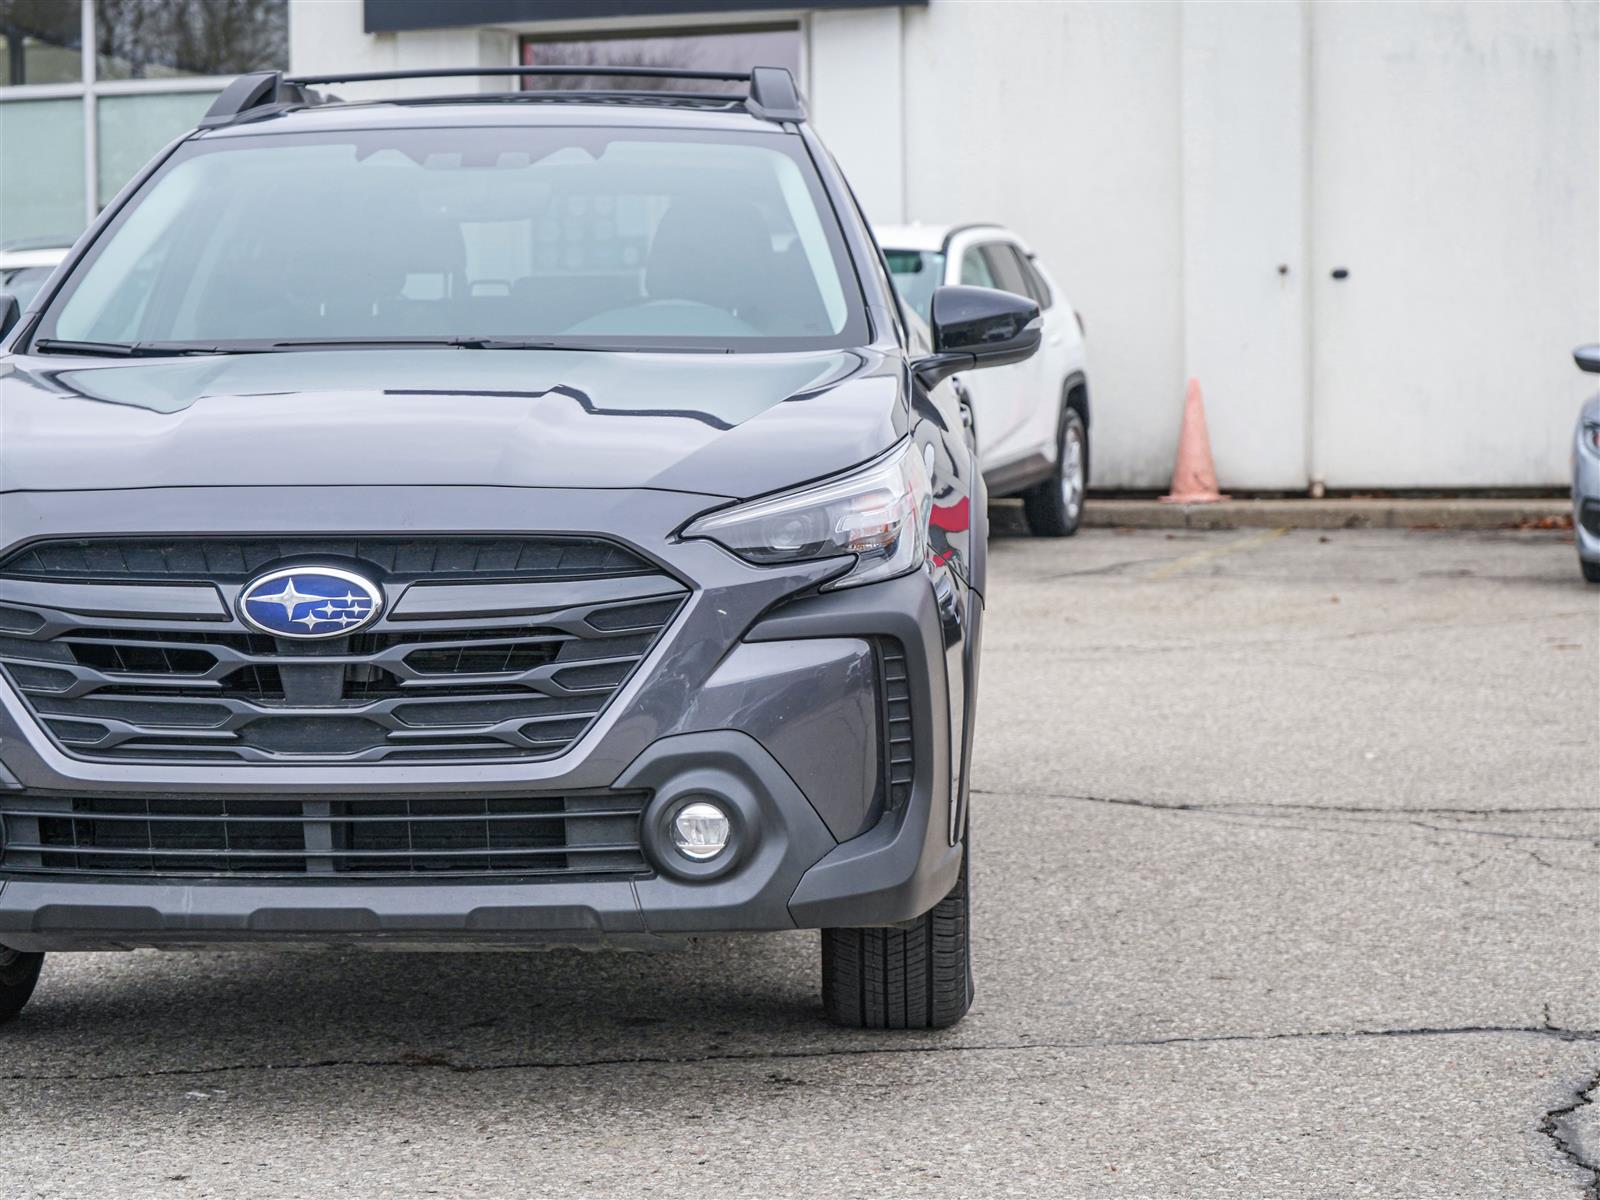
[0,947,44,1024]
[1582,558,1600,584]
[1023,406,1088,537]
[820,846,973,1029]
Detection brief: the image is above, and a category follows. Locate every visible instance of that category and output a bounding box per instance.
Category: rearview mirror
[913,285,1041,388]
[1575,344,1600,374]
[0,293,19,342]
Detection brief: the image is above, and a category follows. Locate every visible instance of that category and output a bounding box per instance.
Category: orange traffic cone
[1160,378,1229,504]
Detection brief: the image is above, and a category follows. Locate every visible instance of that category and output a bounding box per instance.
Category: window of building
[0,0,82,85]
[95,0,286,80]
[520,25,800,93]
[0,0,286,246]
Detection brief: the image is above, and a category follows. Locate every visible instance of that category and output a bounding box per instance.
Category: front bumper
[1575,420,1600,563]
[0,486,970,951]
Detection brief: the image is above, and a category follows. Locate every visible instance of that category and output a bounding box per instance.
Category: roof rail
[200,66,807,128]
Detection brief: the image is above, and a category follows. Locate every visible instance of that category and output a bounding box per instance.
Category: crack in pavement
[972,787,1597,818]
[972,788,1600,845]
[4,1022,1596,1086]
[983,607,1593,661]
[1542,1067,1600,1200]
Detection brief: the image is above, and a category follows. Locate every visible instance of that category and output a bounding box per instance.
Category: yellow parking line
[1147,527,1290,579]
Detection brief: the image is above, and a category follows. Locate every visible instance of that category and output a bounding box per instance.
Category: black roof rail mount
[199,71,313,128]
[200,65,807,128]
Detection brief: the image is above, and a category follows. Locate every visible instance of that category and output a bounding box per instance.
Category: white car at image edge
[878,223,1090,536]
[0,239,70,313]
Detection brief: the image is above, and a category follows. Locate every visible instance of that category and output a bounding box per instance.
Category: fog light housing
[671,801,731,861]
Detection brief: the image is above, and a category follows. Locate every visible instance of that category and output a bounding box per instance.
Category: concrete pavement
[4,526,1596,1198]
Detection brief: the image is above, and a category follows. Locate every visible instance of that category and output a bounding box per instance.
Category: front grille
[0,537,651,582]
[0,536,686,763]
[0,789,649,878]
[877,640,914,810]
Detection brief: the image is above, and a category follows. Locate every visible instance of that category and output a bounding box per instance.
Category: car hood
[0,347,906,500]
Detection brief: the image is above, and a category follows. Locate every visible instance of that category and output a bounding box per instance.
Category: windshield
[37,125,864,352]
[883,248,944,323]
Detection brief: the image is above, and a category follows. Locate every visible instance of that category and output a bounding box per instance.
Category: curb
[1065,498,1573,532]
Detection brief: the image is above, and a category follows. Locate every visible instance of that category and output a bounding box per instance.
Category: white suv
[878,224,1090,536]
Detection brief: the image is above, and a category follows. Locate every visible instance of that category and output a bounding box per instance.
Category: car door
[976,240,1050,471]
[949,239,1032,474]
[1007,244,1079,468]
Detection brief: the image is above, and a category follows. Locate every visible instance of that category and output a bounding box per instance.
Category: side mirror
[1575,344,1600,374]
[913,285,1041,388]
[0,293,19,342]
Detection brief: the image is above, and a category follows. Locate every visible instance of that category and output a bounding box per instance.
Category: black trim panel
[366,0,922,34]
[984,452,1053,499]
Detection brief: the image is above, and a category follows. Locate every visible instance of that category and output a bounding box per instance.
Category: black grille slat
[0,536,685,763]
[0,537,655,582]
[878,641,915,811]
[0,790,649,878]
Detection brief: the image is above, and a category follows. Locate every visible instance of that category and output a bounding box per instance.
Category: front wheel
[0,947,44,1023]
[1582,558,1600,584]
[1023,408,1088,537]
[820,847,973,1029]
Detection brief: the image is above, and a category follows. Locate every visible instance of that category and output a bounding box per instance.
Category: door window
[958,245,996,288]
[980,242,1032,300]
[1018,252,1053,309]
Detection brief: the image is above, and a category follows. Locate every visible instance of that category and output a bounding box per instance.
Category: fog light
[671,801,731,861]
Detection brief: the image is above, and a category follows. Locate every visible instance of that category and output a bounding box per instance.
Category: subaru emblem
[238,566,384,640]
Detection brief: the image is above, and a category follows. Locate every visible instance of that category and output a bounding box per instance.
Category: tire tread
[0,950,44,1024]
[821,852,972,1029]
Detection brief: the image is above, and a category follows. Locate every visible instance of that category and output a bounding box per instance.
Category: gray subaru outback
[0,66,1039,1029]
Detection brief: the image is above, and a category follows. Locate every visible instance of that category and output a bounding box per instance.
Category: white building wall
[808,7,905,223]
[288,0,1600,491]
[890,0,1186,491]
[289,0,515,99]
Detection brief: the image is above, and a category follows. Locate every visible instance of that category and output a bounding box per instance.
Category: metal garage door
[1309,1,1599,489]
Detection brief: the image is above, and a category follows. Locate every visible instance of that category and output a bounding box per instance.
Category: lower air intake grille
[877,640,914,810]
[1580,500,1600,538]
[0,790,650,878]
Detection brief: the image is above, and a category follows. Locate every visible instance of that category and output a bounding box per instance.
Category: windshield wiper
[267,337,484,350]
[454,338,728,353]
[266,336,712,353]
[32,338,241,358]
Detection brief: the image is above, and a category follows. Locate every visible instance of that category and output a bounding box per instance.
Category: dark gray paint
[673,638,880,841]
[392,574,687,619]
[0,347,903,501]
[0,90,984,951]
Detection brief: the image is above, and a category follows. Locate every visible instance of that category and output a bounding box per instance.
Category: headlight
[683,438,932,589]
[1587,424,1600,452]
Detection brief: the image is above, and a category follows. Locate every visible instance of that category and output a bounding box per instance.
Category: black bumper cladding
[0,788,650,879]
